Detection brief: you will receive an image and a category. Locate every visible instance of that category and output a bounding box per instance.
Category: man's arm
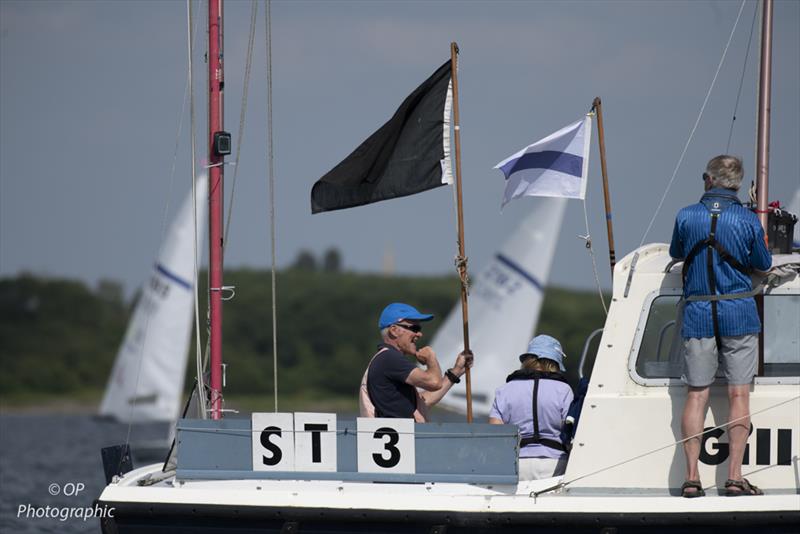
[669,217,684,259]
[418,351,473,407]
[405,347,443,392]
[750,220,772,272]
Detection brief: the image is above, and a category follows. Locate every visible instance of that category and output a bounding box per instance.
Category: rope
[265,0,279,412]
[580,197,608,316]
[222,0,259,250]
[187,0,207,419]
[726,1,759,153]
[533,394,800,497]
[638,0,747,248]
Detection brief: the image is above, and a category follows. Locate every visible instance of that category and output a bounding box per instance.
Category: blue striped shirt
[669,188,771,339]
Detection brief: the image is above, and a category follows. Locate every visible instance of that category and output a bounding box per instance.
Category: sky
[1,0,798,297]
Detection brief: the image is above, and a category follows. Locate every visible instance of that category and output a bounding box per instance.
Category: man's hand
[452,350,473,378]
[415,346,436,366]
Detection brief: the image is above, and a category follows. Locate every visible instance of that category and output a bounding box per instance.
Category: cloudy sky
[1,0,798,296]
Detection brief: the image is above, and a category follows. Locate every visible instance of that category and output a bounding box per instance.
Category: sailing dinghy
[99,175,207,457]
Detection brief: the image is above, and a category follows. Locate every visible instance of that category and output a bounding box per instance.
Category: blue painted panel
[177,418,252,471]
[414,422,519,477]
[176,418,519,484]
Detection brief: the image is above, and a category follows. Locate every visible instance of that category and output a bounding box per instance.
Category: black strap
[518,376,567,453]
[520,436,566,452]
[708,213,722,350]
[532,377,540,441]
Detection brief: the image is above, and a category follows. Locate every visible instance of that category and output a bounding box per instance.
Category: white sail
[99,175,207,423]
[432,197,567,417]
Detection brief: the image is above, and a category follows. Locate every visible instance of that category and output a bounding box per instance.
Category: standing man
[670,155,771,498]
[359,302,472,421]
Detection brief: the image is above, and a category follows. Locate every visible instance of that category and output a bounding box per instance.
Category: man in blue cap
[359,302,472,421]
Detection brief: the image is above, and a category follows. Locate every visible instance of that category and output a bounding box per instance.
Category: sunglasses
[393,323,422,333]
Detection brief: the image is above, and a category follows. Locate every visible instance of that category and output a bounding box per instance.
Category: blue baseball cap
[519,334,566,371]
[378,303,434,329]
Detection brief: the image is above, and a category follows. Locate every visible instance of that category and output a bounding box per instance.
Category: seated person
[489,335,574,480]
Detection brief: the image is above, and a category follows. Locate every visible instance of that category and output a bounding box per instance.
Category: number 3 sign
[356,417,415,474]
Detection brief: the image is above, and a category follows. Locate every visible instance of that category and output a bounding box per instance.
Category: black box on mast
[213,131,232,156]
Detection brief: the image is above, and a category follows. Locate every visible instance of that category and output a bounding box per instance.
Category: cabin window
[633,293,800,382]
[762,294,800,377]
[634,295,683,379]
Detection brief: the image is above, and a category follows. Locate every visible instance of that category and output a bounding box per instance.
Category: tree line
[0,269,607,405]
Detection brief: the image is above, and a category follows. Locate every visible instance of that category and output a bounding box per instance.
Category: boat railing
[578,328,604,380]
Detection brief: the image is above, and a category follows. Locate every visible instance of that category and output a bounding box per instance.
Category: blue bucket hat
[519,334,566,371]
[378,302,434,329]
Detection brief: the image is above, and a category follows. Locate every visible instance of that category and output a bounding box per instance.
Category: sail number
[251,414,415,474]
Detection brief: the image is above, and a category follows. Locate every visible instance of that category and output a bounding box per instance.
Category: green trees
[0,271,607,405]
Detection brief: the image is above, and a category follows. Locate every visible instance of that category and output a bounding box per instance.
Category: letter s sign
[252,413,294,471]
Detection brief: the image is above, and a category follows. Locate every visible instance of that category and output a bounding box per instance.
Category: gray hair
[705,155,743,190]
[380,327,390,340]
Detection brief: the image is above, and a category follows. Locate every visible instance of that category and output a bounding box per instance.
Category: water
[0,414,167,534]
[0,410,461,533]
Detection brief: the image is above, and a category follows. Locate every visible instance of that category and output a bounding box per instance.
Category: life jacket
[681,194,754,348]
[506,369,570,452]
[560,376,589,452]
[359,347,427,423]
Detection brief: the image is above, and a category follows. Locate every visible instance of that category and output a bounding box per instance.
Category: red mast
[756,0,772,233]
[208,0,225,420]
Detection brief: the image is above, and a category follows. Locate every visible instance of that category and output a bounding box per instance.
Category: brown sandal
[724,478,763,496]
[681,480,705,498]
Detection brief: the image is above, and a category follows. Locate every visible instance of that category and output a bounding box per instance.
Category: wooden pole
[755,0,773,376]
[450,42,473,423]
[756,0,772,234]
[592,97,617,279]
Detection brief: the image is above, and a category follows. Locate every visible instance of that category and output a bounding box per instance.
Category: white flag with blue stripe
[495,115,592,207]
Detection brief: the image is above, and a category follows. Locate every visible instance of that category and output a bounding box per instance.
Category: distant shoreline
[0,393,358,417]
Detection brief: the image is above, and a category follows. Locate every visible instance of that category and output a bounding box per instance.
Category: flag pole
[450,42,473,423]
[591,97,617,279]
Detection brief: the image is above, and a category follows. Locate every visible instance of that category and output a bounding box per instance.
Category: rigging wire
[187,0,207,419]
[265,0,279,412]
[223,0,259,250]
[638,0,747,248]
[120,0,201,458]
[580,197,608,316]
[726,0,759,153]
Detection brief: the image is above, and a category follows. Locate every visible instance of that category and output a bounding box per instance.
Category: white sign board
[356,417,415,474]
[294,412,337,472]
[252,413,294,471]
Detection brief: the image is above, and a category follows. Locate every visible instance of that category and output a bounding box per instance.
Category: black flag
[311,60,452,214]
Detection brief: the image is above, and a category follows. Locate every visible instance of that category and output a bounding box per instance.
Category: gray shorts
[682,334,758,387]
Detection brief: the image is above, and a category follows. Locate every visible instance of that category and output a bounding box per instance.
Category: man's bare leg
[682,386,710,491]
[727,384,750,482]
